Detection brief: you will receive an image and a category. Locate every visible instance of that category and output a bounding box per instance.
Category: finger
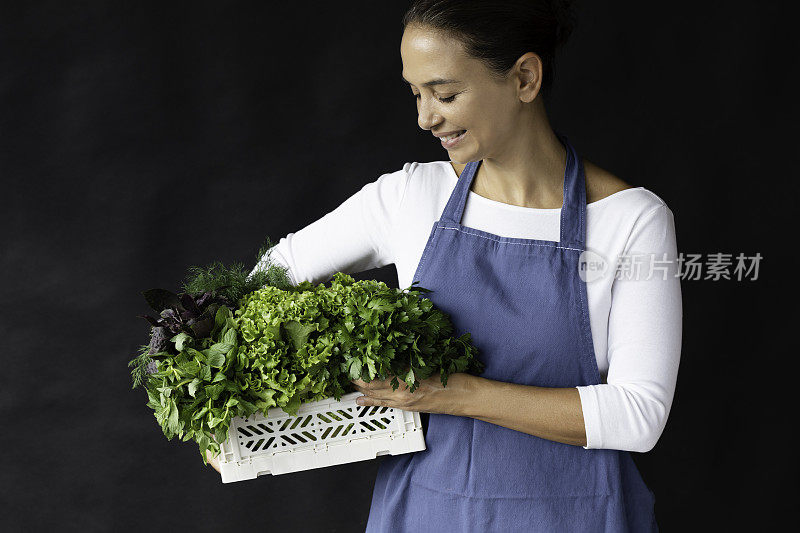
[368,376,394,390]
[357,395,376,406]
[206,450,221,472]
[357,395,393,408]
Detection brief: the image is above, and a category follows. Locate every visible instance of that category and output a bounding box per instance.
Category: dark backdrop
[1,1,795,531]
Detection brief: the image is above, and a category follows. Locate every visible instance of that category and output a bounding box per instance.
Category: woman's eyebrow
[402,74,461,87]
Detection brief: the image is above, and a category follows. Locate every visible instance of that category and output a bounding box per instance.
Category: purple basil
[139,289,234,355]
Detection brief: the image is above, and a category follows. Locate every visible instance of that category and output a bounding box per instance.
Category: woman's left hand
[351,372,467,415]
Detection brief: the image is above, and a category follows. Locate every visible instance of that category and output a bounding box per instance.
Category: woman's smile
[437,129,467,148]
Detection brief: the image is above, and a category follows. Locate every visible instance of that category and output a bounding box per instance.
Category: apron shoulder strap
[439,130,587,249]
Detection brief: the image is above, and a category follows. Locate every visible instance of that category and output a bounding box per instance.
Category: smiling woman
[398,2,585,210]
[249,1,680,532]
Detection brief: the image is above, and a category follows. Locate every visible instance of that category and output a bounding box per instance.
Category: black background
[1,1,795,531]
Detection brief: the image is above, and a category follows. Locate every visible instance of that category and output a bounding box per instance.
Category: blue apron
[364,132,658,532]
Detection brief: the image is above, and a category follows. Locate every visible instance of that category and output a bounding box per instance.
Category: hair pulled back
[402,0,577,98]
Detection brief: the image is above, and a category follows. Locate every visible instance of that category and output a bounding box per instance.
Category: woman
[212,1,682,531]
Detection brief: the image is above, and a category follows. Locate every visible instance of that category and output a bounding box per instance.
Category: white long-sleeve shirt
[254,161,683,453]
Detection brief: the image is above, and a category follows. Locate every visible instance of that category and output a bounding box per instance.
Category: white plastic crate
[216,391,426,483]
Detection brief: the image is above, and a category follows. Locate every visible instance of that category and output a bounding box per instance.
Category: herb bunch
[130,241,485,465]
[181,237,294,302]
[128,240,290,388]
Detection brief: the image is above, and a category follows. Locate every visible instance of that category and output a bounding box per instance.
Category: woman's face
[400,24,528,163]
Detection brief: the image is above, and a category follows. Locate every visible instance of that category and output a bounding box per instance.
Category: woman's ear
[514,52,544,103]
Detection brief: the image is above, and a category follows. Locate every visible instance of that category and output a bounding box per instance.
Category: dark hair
[402,0,577,99]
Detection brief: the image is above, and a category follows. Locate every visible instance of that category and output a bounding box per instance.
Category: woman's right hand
[206,449,221,474]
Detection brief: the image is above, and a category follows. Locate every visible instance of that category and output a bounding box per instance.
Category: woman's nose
[417,98,441,131]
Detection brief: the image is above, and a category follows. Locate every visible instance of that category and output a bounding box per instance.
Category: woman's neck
[473,110,567,209]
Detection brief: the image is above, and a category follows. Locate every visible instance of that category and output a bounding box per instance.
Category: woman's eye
[412,93,458,103]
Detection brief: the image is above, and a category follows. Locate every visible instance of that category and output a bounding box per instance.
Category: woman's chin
[448,149,476,165]
[450,152,478,165]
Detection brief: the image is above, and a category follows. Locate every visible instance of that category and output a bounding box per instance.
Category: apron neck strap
[440,129,587,248]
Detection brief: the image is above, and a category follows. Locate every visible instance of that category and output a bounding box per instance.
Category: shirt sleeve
[576,204,683,452]
[249,163,413,285]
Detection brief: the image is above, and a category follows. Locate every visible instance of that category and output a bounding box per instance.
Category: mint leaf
[172,332,192,352]
[188,378,201,397]
[205,351,225,368]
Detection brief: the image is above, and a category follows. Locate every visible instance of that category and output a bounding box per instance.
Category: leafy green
[137,305,258,463]
[130,244,484,466]
[234,272,484,408]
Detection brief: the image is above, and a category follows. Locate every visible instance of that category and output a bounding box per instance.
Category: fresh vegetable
[180,238,293,303]
[234,272,484,405]
[129,238,484,465]
[129,238,289,388]
[137,305,253,462]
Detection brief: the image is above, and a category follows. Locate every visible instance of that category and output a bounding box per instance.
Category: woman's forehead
[401,29,473,83]
[401,24,465,57]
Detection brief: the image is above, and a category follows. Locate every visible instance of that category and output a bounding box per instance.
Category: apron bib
[365,132,658,532]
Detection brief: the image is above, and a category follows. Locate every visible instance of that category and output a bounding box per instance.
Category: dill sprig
[128,344,153,390]
[181,236,294,303]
